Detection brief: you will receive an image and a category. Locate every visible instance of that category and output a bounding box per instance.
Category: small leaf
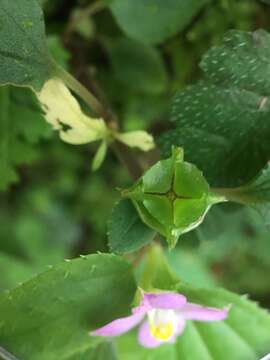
[92,141,108,171]
[108,0,209,45]
[0,254,136,360]
[0,0,52,90]
[107,37,168,94]
[108,199,156,254]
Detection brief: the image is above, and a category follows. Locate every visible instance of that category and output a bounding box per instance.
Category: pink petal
[138,320,162,348]
[90,312,145,337]
[175,315,186,336]
[135,292,187,312]
[180,303,229,322]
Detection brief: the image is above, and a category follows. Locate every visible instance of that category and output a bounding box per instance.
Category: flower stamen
[150,322,174,341]
[147,309,177,342]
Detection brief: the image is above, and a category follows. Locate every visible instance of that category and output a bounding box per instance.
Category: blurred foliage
[1,0,270,320]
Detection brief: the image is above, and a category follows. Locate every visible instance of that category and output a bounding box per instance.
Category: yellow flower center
[150,322,174,341]
[147,309,176,342]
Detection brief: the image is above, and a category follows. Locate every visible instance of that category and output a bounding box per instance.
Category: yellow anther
[150,322,174,341]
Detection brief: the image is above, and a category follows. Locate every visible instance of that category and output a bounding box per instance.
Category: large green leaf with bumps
[0,0,52,90]
[0,254,136,360]
[108,0,209,45]
[160,30,270,187]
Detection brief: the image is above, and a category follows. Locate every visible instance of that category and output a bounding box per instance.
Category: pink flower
[90,291,229,348]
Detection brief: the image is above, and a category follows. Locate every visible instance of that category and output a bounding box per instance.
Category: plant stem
[211,186,249,204]
[54,64,108,120]
[0,347,19,360]
[64,1,106,40]
[111,142,143,180]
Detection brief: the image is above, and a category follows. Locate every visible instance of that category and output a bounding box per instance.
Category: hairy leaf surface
[160,30,270,187]
[0,254,136,360]
[0,0,52,90]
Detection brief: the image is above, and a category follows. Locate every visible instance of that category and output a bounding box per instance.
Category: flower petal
[138,320,162,348]
[36,78,108,145]
[180,303,229,322]
[175,315,186,336]
[116,131,155,151]
[90,312,145,337]
[139,292,187,311]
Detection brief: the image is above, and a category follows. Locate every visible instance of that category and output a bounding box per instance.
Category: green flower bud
[123,147,223,248]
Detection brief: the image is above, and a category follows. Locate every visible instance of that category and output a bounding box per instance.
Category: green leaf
[175,284,270,359]
[108,199,155,254]
[166,249,217,288]
[0,86,51,190]
[87,341,118,360]
[0,0,52,90]
[108,0,209,45]
[92,141,108,171]
[47,35,70,70]
[66,341,117,360]
[107,37,168,94]
[117,333,176,360]
[0,254,136,360]
[217,162,270,225]
[159,30,270,187]
[0,252,36,292]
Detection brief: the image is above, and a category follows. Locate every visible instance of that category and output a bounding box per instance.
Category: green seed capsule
[123,147,222,248]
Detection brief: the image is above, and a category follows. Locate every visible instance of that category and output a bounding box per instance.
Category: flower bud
[123,147,219,248]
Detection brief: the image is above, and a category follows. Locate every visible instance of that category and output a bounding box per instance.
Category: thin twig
[111,142,143,181]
